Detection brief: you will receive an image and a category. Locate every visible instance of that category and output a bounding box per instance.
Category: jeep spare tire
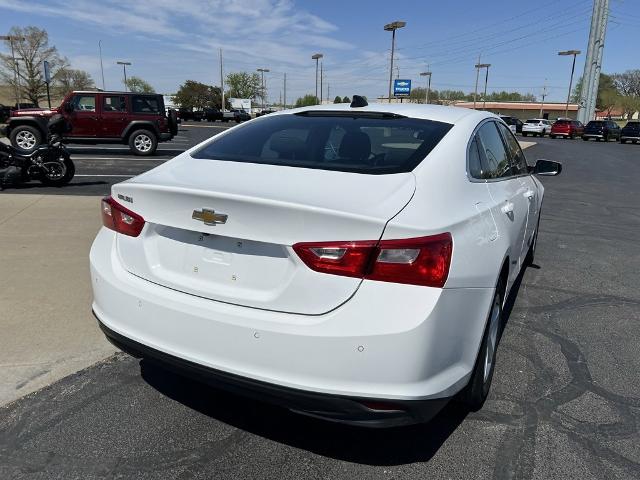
[10,125,42,153]
[167,109,178,136]
[129,129,158,156]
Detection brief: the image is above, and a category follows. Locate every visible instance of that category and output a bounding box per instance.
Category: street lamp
[420,71,432,104]
[474,63,491,110]
[1,34,26,109]
[384,21,406,103]
[558,50,581,118]
[311,53,323,105]
[256,68,270,109]
[116,61,131,91]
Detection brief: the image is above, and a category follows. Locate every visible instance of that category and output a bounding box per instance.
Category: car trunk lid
[112,156,416,315]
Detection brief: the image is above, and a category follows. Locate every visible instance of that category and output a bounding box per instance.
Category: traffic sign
[43,60,51,84]
[393,79,411,97]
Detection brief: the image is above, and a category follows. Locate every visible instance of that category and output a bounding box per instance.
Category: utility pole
[420,71,432,104]
[473,54,481,110]
[98,40,105,90]
[312,53,323,105]
[474,61,491,110]
[1,34,26,109]
[327,83,330,104]
[283,73,287,110]
[220,48,224,110]
[578,0,609,123]
[116,61,131,91]
[257,68,269,109]
[384,21,406,103]
[539,81,547,118]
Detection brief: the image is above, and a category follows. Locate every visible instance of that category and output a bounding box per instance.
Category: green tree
[294,94,317,107]
[226,72,261,100]
[55,68,94,96]
[0,26,68,106]
[333,95,342,104]
[125,76,154,93]
[342,96,350,103]
[173,80,221,109]
[571,73,616,109]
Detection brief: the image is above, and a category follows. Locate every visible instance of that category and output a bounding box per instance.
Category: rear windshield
[526,119,540,124]
[625,122,639,127]
[554,120,570,125]
[587,121,605,126]
[192,112,453,174]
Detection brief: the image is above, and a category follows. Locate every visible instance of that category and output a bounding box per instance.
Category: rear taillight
[293,233,452,288]
[101,196,145,237]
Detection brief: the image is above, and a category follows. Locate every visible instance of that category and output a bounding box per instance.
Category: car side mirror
[530,159,562,176]
[63,103,73,113]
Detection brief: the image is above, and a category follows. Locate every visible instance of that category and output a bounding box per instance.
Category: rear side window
[132,95,161,114]
[192,113,453,174]
[475,122,513,179]
[103,95,127,112]
[497,123,528,175]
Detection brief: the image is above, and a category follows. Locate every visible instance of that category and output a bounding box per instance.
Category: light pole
[420,71,432,104]
[384,21,406,103]
[116,61,131,91]
[1,34,26,109]
[558,50,581,118]
[474,63,491,110]
[256,68,269,109]
[98,40,105,90]
[311,53,323,105]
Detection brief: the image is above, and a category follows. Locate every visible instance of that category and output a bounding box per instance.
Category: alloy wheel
[134,134,152,153]
[16,130,37,150]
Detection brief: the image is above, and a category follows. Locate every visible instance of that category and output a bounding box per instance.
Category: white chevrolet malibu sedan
[90,98,561,427]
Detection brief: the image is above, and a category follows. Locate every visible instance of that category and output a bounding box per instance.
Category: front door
[67,94,98,137]
[100,95,129,138]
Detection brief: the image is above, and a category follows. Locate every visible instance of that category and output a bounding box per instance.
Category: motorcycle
[0,114,75,190]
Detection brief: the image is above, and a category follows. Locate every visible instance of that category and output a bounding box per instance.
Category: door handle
[501,202,514,214]
[524,190,535,200]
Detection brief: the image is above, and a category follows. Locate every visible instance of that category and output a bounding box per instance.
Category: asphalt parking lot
[1,135,639,479]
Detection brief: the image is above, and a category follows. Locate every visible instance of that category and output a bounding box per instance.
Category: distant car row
[176,107,275,123]
[499,115,639,143]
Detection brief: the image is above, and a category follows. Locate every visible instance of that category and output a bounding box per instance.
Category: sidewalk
[0,194,115,406]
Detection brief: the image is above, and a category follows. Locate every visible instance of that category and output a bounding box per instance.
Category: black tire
[525,214,541,266]
[10,125,42,153]
[39,153,75,187]
[604,134,610,142]
[128,129,158,156]
[582,137,589,141]
[620,138,626,144]
[550,135,556,139]
[569,133,574,139]
[522,132,528,137]
[167,109,178,136]
[459,276,505,411]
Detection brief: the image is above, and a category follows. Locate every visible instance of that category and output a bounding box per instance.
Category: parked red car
[550,119,584,139]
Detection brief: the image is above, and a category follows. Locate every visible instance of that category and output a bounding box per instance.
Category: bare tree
[612,70,640,98]
[55,68,95,97]
[0,26,68,106]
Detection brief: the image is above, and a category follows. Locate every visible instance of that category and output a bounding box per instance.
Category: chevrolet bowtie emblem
[192,208,228,226]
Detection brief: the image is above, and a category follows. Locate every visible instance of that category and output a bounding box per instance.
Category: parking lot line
[70,156,169,161]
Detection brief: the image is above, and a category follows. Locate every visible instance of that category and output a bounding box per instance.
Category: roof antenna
[350,95,368,108]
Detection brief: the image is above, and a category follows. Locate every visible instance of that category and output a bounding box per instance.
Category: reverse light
[293,233,452,288]
[101,196,145,237]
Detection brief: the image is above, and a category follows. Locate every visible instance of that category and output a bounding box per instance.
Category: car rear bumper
[582,133,604,138]
[90,228,494,425]
[620,135,640,141]
[97,317,448,427]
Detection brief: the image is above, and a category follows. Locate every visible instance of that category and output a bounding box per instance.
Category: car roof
[279,102,494,124]
[72,90,159,95]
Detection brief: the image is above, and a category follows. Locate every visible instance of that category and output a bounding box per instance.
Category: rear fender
[121,121,160,141]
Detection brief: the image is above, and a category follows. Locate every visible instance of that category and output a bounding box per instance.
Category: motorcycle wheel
[40,153,75,187]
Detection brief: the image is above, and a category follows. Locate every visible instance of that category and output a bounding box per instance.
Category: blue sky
[1,0,638,103]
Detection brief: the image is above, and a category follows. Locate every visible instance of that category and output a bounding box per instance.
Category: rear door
[475,121,529,282]
[67,93,98,137]
[100,94,129,138]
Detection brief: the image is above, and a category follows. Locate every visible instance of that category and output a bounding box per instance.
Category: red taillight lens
[101,196,145,237]
[293,233,452,288]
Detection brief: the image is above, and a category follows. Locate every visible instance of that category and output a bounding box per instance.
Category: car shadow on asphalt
[137,269,529,466]
[2,180,108,190]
